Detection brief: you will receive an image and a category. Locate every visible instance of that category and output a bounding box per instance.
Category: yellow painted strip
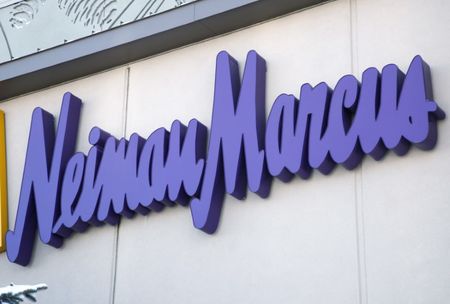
[0,111,7,253]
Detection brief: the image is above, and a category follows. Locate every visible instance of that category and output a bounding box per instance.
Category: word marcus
[6,51,445,266]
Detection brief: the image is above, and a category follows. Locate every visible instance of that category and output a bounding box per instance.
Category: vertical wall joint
[350,0,368,303]
[0,111,8,253]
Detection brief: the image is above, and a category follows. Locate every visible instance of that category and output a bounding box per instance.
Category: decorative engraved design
[9,0,45,29]
[136,0,187,19]
[58,0,117,30]
[0,21,12,58]
[135,0,171,20]
[109,0,187,29]
[0,0,197,63]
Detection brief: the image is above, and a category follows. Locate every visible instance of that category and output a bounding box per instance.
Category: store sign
[3,51,445,266]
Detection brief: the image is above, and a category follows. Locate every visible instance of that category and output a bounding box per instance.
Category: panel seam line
[109,66,131,304]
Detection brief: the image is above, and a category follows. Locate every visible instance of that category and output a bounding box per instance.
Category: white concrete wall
[0,0,449,303]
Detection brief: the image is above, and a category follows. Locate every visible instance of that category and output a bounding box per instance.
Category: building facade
[0,0,449,303]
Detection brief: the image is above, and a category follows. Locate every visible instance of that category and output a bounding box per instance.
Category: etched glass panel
[0,0,198,63]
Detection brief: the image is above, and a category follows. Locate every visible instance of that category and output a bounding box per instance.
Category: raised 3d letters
[6,95,81,265]
[6,51,445,266]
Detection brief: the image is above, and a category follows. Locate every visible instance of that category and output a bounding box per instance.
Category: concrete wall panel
[355,1,450,303]
[115,1,361,303]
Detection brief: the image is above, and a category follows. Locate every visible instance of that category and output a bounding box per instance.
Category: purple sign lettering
[6,51,445,266]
